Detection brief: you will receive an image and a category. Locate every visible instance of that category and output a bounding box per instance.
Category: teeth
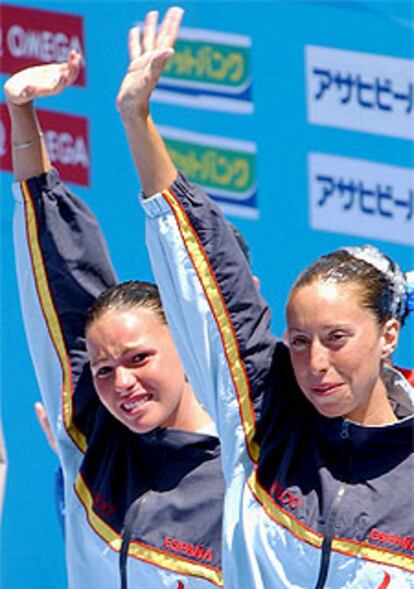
[123,400,140,410]
[122,396,151,411]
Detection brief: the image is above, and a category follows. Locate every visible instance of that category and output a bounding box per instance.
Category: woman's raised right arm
[117,8,276,475]
[5,55,118,458]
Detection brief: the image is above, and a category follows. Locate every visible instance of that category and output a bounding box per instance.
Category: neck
[347,380,397,426]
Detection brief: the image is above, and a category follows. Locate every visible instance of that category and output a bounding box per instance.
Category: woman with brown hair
[4,29,224,588]
[116,7,414,588]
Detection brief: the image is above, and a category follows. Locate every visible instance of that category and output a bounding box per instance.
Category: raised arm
[5,56,118,462]
[116,7,182,195]
[117,8,276,475]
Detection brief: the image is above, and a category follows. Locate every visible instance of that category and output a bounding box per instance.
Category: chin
[127,420,158,435]
[310,401,344,420]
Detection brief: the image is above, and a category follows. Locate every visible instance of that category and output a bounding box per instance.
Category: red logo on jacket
[370,528,414,552]
[270,479,303,510]
[163,536,213,562]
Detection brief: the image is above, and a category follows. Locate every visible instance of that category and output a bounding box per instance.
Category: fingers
[157,6,184,49]
[65,51,82,86]
[68,49,82,66]
[51,66,71,94]
[141,7,183,54]
[128,26,141,62]
[55,51,81,91]
[34,401,58,453]
[56,52,81,91]
[142,10,159,53]
[34,401,47,423]
[151,48,175,76]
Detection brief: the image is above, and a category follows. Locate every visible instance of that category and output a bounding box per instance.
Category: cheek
[289,352,309,384]
[160,344,185,379]
[144,357,184,398]
[92,379,112,404]
[290,346,308,367]
[340,337,381,373]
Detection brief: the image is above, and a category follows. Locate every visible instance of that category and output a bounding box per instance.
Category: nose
[309,340,329,375]
[114,366,136,395]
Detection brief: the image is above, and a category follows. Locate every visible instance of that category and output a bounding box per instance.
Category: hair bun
[343,245,408,322]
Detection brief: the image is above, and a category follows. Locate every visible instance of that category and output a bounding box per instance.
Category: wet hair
[85,280,166,332]
[86,227,252,333]
[289,245,411,326]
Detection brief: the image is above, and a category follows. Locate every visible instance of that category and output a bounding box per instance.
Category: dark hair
[289,248,408,326]
[85,280,166,332]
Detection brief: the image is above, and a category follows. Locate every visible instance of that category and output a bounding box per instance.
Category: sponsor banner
[154,28,253,113]
[1,104,90,186]
[0,4,86,85]
[305,45,414,140]
[309,152,414,246]
[160,126,258,218]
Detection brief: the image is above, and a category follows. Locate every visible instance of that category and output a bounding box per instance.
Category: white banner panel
[305,45,414,140]
[309,153,414,245]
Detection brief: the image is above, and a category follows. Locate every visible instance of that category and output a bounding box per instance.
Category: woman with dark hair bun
[114,7,413,588]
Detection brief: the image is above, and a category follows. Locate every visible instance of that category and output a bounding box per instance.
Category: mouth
[120,393,153,414]
[310,383,344,397]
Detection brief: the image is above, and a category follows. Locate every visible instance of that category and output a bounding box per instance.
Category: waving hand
[117,7,184,120]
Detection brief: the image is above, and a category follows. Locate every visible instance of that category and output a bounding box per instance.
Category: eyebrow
[89,342,150,368]
[90,356,110,368]
[288,324,353,333]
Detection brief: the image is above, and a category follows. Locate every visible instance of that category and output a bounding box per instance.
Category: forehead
[287,280,372,326]
[87,306,165,343]
[95,303,162,324]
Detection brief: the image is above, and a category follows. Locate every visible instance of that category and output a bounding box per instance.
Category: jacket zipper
[314,421,351,589]
[120,439,167,589]
[120,490,151,589]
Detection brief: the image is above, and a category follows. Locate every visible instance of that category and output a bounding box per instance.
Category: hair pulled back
[290,245,412,326]
[85,280,166,332]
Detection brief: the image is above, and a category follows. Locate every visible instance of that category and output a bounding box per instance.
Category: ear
[380,318,400,359]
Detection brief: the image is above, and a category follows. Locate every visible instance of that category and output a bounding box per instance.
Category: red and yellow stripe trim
[331,536,414,574]
[162,188,259,462]
[128,540,223,586]
[247,470,324,549]
[75,474,223,586]
[74,473,122,551]
[248,470,414,573]
[21,181,87,453]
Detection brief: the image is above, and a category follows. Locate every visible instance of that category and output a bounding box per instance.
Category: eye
[129,352,149,365]
[326,331,349,349]
[289,335,310,351]
[94,365,113,379]
[330,332,345,340]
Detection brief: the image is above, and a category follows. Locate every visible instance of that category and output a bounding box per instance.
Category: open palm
[116,7,184,118]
